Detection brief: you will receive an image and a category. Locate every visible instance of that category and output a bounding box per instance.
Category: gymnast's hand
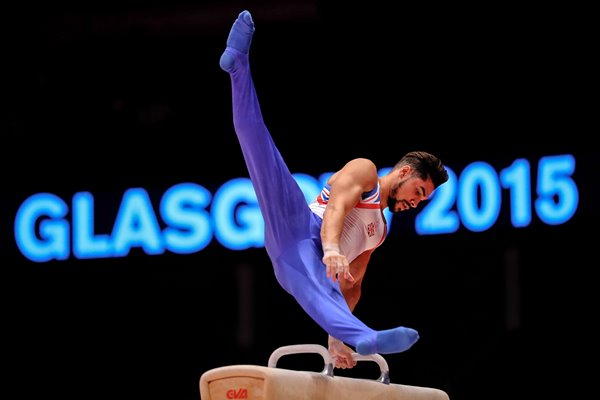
[322,244,355,283]
[328,335,357,369]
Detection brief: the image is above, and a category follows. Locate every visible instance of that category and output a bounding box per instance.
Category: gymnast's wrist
[322,243,340,257]
[328,335,341,344]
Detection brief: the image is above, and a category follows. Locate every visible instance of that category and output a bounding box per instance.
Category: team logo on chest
[367,222,376,237]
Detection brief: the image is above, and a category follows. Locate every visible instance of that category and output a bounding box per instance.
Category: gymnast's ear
[397,165,412,179]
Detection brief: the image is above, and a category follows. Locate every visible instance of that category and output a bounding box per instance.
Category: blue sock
[220,10,255,72]
[356,327,420,355]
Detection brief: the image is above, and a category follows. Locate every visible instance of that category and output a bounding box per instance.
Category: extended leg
[220,10,311,260]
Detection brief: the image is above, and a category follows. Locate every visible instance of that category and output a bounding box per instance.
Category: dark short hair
[394,151,449,189]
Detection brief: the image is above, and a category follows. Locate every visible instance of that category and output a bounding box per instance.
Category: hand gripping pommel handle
[267,344,390,384]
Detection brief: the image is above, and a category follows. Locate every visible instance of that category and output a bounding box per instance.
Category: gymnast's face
[387,167,435,214]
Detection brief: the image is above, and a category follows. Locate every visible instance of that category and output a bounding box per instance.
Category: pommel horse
[199,344,449,399]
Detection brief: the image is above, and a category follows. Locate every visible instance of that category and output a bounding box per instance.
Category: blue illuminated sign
[14,154,578,262]
[416,154,578,234]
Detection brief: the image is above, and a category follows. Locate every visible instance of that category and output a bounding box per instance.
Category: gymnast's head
[385,151,449,214]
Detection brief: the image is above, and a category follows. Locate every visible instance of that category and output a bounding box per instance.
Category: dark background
[2,1,596,399]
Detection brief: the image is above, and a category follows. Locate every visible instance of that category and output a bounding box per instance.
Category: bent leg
[273,221,419,355]
[220,10,311,259]
[273,236,376,348]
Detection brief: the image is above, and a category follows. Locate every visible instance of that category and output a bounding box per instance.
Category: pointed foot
[220,10,255,72]
[356,327,419,355]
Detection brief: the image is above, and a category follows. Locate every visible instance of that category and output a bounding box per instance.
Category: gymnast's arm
[321,158,379,282]
[328,248,372,368]
[339,249,371,311]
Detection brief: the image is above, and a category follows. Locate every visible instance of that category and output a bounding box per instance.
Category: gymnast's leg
[280,232,419,355]
[219,10,418,355]
[219,10,311,259]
